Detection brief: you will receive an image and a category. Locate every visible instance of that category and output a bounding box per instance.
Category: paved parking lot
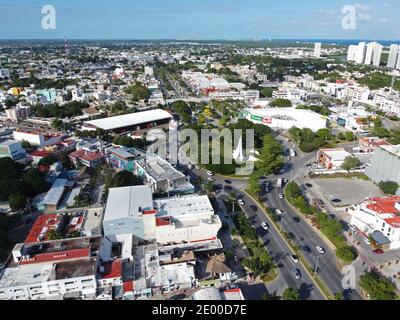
[312,177,384,206]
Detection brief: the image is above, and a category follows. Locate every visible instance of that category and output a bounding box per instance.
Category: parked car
[364,238,371,245]
[305,183,313,188]
[275,209,283,215]
[261,222,269,230]
[331,198,342,203]
[292,217,300,223]
[278,193,284,199]
[348,224,357,232]
[207,171,214,176]
[292,268,301,280]
[372,249,384,254]
[290,255,299,263]
[207,177,215,182]
[237,199,245,206]
[316,246,325,254]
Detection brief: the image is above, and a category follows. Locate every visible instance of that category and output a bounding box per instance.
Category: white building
[0,139,26,160]
[0,237,101,300]
[314,42,322,58]
[387,44,399,69]
[13,129,64,147]
[347,45,358,62]
[144,66,154,77]
[364,42,382,67]
[154,194,221,245]
[5,105,31,122]
[355,42,367,64]
[103,186,221,246]
[343,85,370,103]
[349,196,400,250]
[242,107,327,132]
[372,90,400,116]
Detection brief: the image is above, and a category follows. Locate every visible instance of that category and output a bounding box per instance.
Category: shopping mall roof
[84,109,172,131]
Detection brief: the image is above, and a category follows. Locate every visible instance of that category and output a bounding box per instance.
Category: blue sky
[0,0,399,40]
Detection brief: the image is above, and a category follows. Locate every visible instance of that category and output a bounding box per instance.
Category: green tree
[341,156,361,172]
[109,170,143,188]
[22,168,49,197]
[270,98,292,108]
[378,181,399,195]
[334,292,344,300]
[262,292,281,300]
[126,82,151,101]
[336,246,358,263]
[282,288,300,300]
[337,132,345,140]
[9,193,27,212]
[344,131,356,141]
[359,271,398,300]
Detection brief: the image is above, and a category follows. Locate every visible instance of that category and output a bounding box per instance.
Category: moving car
[207,177,215,182]
[316,246,325,254]
[364,238,371,245]
[290,255,299,263]
[278,193,284,199]
[292,268,301,280]
[331,198,342,203]
[275,209,283,215]
[303,245,311,253]
[292,217,300,223]
[261,222,269,230]
[207,171,214,176]
[237,199,245,206]
[373,249,384,254]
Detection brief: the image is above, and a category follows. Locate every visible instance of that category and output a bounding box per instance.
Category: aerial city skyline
[0,0,399,40]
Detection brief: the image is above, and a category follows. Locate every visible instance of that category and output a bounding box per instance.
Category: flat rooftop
[0,257,97,289]
[104,185,153,221]
[85,109,172,131]
[381,144,400,158]
[154,194,214,219]
[43,179,70,206]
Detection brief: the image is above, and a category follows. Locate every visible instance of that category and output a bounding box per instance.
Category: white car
[278,193,284,199]
[206,171,214,176]
[207,177,215,182]
[316,246,325,254]
[261,222,269,230]
[237,199,245,206]
[364,238,371,245]
[275,209,283,215]
[348,224,357,232]
[290,255,299,263]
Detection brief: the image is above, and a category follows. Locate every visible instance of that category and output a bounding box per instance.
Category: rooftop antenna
[64,36,69,55]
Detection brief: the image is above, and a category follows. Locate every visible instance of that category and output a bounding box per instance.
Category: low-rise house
[349,196,400,250]
[316,148,351,170]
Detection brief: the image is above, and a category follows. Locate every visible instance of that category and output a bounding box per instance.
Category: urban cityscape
[0,0,400,305]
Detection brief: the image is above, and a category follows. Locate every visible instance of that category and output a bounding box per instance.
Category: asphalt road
[256,138,363,300]
[190,168,325,300]
[186,134,363,300]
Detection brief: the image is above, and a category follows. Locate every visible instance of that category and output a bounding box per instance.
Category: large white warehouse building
[242,107,327,132]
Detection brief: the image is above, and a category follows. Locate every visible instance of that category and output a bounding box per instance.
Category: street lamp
[313,255,320,277]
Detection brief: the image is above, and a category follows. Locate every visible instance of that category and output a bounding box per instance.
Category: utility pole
[314,255,320,277]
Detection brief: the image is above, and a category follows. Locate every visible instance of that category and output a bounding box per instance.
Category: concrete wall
[366,148,400,195]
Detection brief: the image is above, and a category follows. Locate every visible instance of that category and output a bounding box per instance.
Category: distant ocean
[0,38,399,46]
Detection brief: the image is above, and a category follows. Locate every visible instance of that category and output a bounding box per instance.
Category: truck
[277,178,283,188]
